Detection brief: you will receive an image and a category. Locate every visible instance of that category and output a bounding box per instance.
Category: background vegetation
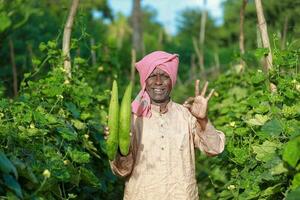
[0,0,299,199]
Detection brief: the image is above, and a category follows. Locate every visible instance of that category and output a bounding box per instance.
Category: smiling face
[145,68,172,105]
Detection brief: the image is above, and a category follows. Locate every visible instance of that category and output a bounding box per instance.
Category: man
[105,51,225,200]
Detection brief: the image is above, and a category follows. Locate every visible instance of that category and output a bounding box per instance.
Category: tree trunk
[256,25,262,48]
[214,52,220,74]
[255,0,272,70]
[255,0,276,92]
[130,48,136,84]
[27,43,34,68]
[281,15,288,50]
[158,29,163,49]
[192,37,204,76]
[239,0,247,55]
[117,25,125,50]
[9,37,18,97]
[62,0,80,79]
[90,38,97,66]
[132,0,144,58]
[198,0,207,73]
[190,54,196,80]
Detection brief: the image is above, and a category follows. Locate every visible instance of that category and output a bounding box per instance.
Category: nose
[155,74,162,85]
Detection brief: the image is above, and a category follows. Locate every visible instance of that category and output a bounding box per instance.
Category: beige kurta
[110,100,225,200]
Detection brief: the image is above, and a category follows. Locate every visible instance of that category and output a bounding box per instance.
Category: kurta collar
[150,99,173,114]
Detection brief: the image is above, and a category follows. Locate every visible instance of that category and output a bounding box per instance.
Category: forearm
[194,119,225,156]
[196,116,208,131]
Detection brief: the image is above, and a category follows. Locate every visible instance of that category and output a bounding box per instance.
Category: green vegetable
[106,80,119,160]
[119,82,133,156]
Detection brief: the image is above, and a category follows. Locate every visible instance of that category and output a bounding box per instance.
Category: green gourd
[106,80,119,160]
[119,82,133,156]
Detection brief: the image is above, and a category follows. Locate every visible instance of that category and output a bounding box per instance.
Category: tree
[131,0,144,58]
[255,0,272,70]
[63,0,80,80]
[239,0,248,55]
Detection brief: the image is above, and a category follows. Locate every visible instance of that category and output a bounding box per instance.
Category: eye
[161,74,169,80]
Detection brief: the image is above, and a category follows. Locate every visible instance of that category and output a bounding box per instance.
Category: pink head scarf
[131,51,179,117]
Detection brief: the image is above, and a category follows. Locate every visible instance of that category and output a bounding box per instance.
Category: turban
[131,51,179,117]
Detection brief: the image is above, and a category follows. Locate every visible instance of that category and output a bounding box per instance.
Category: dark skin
[183,79,214,130]
[145,68,172,113]
[104,68,214,138]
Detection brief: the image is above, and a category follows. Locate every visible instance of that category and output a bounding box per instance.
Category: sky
[108,0,225,35]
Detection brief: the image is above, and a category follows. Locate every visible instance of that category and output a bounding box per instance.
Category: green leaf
[270,162,288,175]
[229,86,248,100]
[80,167,101,187]
[3,174,23,199]
[39,42,47,52]
[232,148,248,164]
[260,183,281,197]
[251,72,265,84]
[254,102,270,114]
[71,119,86,130]
[286,187,300,200]
[41,85,64,97]
[68,149,90,163]
[252,141,278,162]
[0,12,11,32]
[57,127,77,141]
[261,119,283,137]
[235,127,249,136]
[255,48,269,59]
[65,102,80,118]
[246,114,269,126]
[283,137,300,168]
[45,113,58,124]
[0,152,18,178]
[291,173,300,190]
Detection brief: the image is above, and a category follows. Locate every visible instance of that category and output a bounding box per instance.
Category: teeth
[153,88,164,93]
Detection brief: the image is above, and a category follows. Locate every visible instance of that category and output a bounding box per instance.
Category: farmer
[105,51,225,199]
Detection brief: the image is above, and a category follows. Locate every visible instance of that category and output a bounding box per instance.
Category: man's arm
[183,80,225,156]
[194,117,225,156]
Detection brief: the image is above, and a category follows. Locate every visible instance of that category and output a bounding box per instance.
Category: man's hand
[183,80,214,119]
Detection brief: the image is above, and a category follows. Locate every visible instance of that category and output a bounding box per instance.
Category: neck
[151,98,170,113]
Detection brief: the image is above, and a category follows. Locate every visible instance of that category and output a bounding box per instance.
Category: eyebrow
[152,71,169,76]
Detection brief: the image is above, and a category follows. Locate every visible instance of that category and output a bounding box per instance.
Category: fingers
[195,79,200,96]
[207,89,215,100]
[200,81,208,97]
[183,97,195,105]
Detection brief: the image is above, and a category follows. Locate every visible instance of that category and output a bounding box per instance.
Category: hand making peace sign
[183,80,215,119]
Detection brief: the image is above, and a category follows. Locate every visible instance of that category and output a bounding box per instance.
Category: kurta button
[161,147,164,150]
[161,135,164,138]
[160,124,163,127]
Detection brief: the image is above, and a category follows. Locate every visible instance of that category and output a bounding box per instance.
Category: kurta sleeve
[191,116,225,156]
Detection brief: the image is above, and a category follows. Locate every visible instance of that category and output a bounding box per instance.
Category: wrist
[196,116,208,131]
[196,116,208,122]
